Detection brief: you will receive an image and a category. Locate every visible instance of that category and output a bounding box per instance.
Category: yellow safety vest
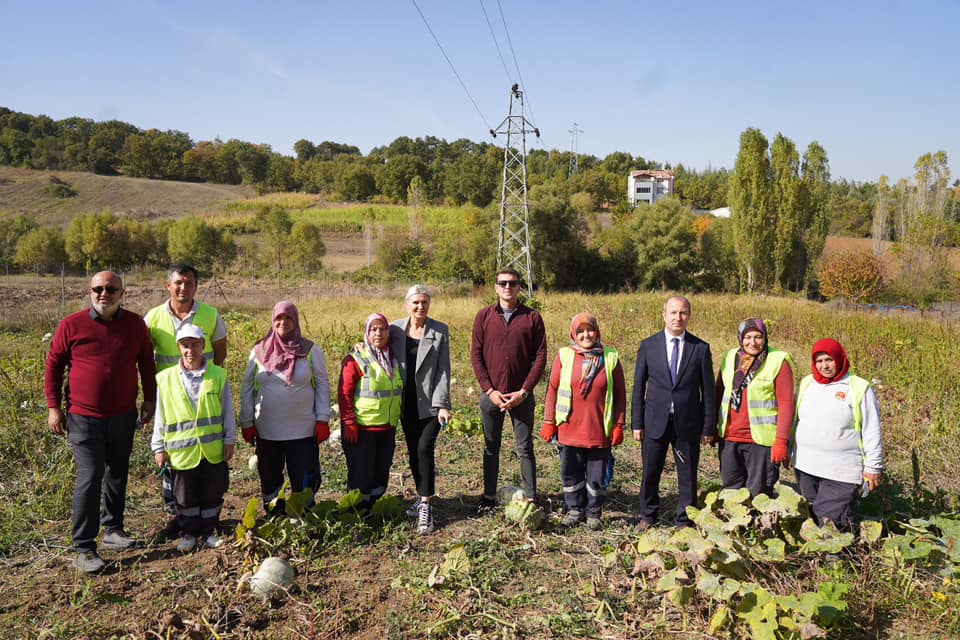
[796,373,871,460]
[145,302,218,370]
[718,348,795,446]
[157,364,227,470]
[554,346,619,437]
[350,347,403,427]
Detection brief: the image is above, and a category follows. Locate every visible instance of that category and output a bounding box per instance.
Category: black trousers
[173,459,229,537]
[255,436,321,506]
[479,393,536,499]
[719,440,779,497]
[343,429,395,504]
[796,469,860,530]
[401,411,441,498]
[638,418,700,526]
[67,411,136,552]
[560,446,610,517]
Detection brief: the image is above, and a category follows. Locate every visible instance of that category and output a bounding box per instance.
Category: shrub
[817,249,885,302]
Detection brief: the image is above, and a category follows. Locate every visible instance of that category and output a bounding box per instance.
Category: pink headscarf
[364,312,394,378]
[254,301,312,384]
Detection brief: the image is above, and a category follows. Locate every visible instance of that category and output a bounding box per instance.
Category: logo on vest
[835,391,846,401]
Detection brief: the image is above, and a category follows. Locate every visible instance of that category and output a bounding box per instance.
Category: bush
[817,249,885,302]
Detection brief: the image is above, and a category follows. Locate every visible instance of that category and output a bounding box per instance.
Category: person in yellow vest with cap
[144,264,228,527]
[715,317,795,497]
[793,338,883,530]
[337,313,403,511]
[151,324,236,553]
[542,313,626,530]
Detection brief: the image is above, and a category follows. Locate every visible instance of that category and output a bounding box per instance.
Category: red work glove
[242,426,257,445]
[771,438,789,465]
[343,422,359,444]
[540,422,557,443]
[610,424,624,446]
[315,420,330,443]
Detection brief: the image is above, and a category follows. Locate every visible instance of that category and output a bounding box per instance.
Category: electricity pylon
[491,84,539,297]
[568,122,582,176]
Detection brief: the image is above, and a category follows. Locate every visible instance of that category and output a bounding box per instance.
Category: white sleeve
[311,345,331,422]
[238,349,258,427]
[212,312,228,342]
[221,381,237,445]
[860,385,883,474]
[151,387,165,453]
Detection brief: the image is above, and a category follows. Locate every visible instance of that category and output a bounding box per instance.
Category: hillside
[0,165,255,225]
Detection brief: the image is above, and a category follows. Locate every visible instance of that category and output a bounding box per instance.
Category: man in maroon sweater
[45,271,156,573]
[470,268,547,513]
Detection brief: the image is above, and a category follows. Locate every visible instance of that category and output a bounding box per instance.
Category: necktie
[669,337,680,385]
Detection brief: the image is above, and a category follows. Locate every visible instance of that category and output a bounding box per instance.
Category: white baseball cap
[176,324,205,342]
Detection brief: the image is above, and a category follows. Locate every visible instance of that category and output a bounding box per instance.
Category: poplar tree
[729,128,773,291]
[770,133,802,290]
[800,142,831,290]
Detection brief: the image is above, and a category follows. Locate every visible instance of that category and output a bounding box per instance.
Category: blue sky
[2,0,957,183]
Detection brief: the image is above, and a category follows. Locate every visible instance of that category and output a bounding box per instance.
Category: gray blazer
[389,317,452,418]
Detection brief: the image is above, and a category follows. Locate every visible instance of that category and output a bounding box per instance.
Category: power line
[495,0,542,147]
[480,0,513,86]
[410,0,493,132]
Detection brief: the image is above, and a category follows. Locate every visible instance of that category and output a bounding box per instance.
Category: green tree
[264,154,297,192]
[334,161,376,200]
[0,213,39,272]
[287,220,326,272]
[729,128,774,291]
[122,129,192,179]
[65,211,121,272]
[627,198,701,290]
[87,120,139,174]
[770,133,802,290]
[258,206,293,271]
[167,216,236,271]
[377,154,427,203]
[800,141,831,290]
[14,226,67,275]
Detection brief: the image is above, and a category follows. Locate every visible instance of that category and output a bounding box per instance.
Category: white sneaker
[204,534,223,549]
[416,501,435,535]
[177,535,197,553]
[405,497,422,517]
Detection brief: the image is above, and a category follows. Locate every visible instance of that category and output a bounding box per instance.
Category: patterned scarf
[731,317,768,412]
[569,313,604,398]
[254,301,312,385]
[364,312,394,378]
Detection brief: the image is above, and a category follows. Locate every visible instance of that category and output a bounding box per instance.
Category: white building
[627,169,675,206]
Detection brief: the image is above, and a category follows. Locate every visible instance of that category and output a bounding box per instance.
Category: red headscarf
[811,338,850,384]
[254,301,312,384]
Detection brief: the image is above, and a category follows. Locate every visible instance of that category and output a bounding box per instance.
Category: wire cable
[411,0,493,132]
[480,0,513,86]
[495,0,544,146]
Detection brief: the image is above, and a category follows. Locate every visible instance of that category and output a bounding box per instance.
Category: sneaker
[73,550,106,574]
[474,496,496,516]
[416,502,435,535]
[204,534,223,549]
[562,509,585,527]
[405,497,423,517]
[586,516,603,531]
[102,530,137,549]
[176,535,197,553]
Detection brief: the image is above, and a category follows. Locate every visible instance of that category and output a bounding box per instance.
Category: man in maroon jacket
[470,268,547,513]
[45,271,156,574]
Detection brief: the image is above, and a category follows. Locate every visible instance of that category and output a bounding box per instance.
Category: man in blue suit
[632,296,715,529]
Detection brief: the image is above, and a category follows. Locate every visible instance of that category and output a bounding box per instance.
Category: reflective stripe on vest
[145,302,218,371]
[350,347,403,427]
[796,373,871,461]
[554,346,619,437]
[718,348,795,446]
[157,364,227,470]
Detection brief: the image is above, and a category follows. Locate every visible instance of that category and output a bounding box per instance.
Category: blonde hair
[405,284,431,301]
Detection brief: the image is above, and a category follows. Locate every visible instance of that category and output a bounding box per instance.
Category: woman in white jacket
[793,338,883,530]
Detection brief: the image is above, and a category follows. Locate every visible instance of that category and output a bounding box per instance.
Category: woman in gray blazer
[390,284,452,535]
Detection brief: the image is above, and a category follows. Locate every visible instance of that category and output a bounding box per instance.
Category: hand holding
[438,408,451,428]
[343,423,359,444]
[610,424,624,447]
[540,422,557,443]
[242,426,257,445]
[771,438,789,465]
[154,451,169,467]
[864,472,883,492]
[315,420,330,443]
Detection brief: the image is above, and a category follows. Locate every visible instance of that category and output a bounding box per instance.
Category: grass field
[1,287,960,638]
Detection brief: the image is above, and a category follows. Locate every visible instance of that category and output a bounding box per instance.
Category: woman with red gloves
[337,313,404,511]
[542,313,626,530]
[715,318,795,497]
[793,338,883,530]
[239,301,331,514]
